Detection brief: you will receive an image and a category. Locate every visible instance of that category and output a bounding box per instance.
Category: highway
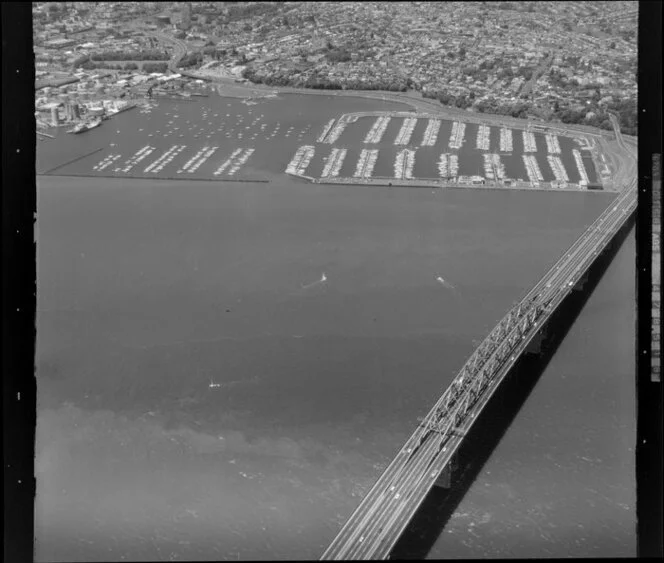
[125,19,188,72]
[148,31,188,72]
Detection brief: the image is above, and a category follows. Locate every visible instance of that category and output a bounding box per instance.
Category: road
[147,31,188,72]
[124,19,188,72]
[519,50,556,98]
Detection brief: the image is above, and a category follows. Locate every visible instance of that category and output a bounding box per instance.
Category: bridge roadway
[321,183,636,560]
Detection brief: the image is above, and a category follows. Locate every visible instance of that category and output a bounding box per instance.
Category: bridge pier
[572,271,590,292]
[525,326,547,355]
[434,454,458,489]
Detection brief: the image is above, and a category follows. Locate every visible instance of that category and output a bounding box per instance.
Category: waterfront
[37,94,599,187]
[34,164,633,560]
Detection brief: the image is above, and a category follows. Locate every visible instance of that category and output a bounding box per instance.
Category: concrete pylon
[434,454,458,489]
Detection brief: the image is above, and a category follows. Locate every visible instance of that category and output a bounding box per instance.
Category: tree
[560,109,585,124]
[72,54,90,68]
[326,49,351,63]
[143,62,168,73]
[510,103,528,118]
[438,92,453,105]
[599,119,613,130]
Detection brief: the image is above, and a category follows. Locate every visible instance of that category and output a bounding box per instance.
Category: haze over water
[35,97,632,561]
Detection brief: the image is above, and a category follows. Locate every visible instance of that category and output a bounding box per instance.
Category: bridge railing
[416,294,548,447]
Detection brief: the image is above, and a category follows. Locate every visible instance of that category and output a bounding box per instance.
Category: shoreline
[37,89,631,193]
[201,76,623,140]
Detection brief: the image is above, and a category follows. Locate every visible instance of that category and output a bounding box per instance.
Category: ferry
[67,117,102,134]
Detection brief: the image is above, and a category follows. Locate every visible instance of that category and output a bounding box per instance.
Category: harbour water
[37,93,598,185]
[35,95,632,561]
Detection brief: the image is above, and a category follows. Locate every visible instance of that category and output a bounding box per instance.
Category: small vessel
[67,117,102,134]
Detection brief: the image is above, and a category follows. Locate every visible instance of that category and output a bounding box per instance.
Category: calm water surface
[35,104,630,561]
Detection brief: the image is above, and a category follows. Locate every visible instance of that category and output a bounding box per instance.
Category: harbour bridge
[321,121,637,560]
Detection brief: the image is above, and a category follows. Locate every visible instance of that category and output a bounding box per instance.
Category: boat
[67,117,102,134]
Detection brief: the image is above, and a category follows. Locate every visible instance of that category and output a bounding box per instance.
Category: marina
[522,130,538,153]
[449,153,459,178]
[115,144,156,173]
[475,124,491,151]
[286,145,316,176]
[499,127,514,153]
[449,121,467,150]
[437,153,450,179]
[522,154,544,184]
[143,145,185,174]
[324,116,351,144]
[227,147,255,175]
[184,146,219,174]
[573,149,590,187]
[545,133,562,154]
[177,145,215,174]
[420,119,441,147]
[321,147,347,178]
[394,148,416,179]
[213,148,242,176]
[93,153,121,171]
[353,149,379,179]
[38,97,601,189]
[547,155,570,184]
[394,117,418,145]
[364,116,392,144]
[482,153,496,180]
[317,119,335,143]
[490,153,507,181]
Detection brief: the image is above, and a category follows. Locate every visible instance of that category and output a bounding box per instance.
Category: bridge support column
[572,271,590,292]
[526,327,547,355]
[434,454,458,489]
